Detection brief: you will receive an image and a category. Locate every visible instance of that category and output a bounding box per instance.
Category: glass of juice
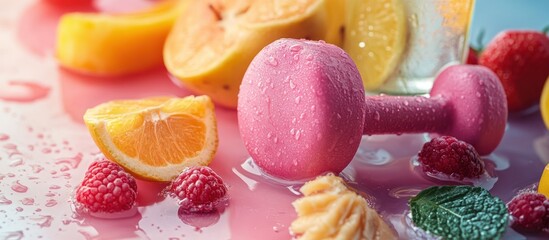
[344,0,475,95]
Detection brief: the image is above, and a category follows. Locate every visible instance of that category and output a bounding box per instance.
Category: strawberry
[466,47,478,65]
[479,30,549,112]
[75,160,138,213]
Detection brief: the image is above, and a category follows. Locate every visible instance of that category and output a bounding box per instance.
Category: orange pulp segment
[83,96,218,181]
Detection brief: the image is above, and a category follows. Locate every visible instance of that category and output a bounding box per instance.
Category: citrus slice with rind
[56,0,188,76]
[164,0,345,108]
[538,163,549,198]
[541,78,549,129]
[83,96,218,182]
[343,0,406,90]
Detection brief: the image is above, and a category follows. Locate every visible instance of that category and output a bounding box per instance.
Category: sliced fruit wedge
[541,78,549,129]
[83,96,218,182]
[538,163,549,198]
[56,0,188,76]
[164,0,345,108]
[343,0,406,90]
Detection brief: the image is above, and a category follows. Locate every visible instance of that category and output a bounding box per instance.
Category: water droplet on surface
[0,195,12,205]
[31,215,54,228]
[267,56,278,66]
[55,153,83,171]
[9,158,24,167]
[289,44,303,53]
[374,111,380,121]
[389,187,422,199]
[1,231,23,239]
[0,81,50,102]
[31,164,44,173]
[0,133,9,141]
[403,100,409,106]
[289,80,296,89]
[11,180,28,193]
[295,130,301,140]
[4,143,17,149]
[294,96,301,104]
[45,199,57,207]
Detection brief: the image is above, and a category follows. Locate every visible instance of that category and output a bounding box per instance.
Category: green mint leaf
[410,186,508,240]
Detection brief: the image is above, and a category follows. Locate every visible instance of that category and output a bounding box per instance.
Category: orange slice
[541,78,549,129]
[56,0,188,76]
[538,163,549,198]
[83,96,218,181]
[343,0,406,91]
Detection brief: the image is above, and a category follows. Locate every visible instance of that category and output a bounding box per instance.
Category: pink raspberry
[167,166,228,213]
[507,192,549,231]
[75,160,138,213]
[418,136,484,180]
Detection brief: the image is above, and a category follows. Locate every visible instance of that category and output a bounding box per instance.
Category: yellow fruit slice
[56,0,188,76]
[83,96,218,181]
[538,163,549,198]
[541,78,549,129]
[164,0,345,108]
[343,0,406,90]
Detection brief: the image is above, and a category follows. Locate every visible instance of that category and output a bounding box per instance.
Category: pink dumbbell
[238,39,507,181]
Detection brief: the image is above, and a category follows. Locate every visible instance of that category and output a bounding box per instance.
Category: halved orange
[163,0,345,108]
[83,96,218,181]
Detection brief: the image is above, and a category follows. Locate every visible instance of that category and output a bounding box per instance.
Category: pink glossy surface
[431,65,508,155]
[363,65,507,156]
[238,39,365,181]
[0,1,548,239]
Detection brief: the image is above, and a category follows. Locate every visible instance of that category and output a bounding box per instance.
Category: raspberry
[75,160,137,213]
[167,166,228,213]
[507,192,549,231]
[418,136,484,180]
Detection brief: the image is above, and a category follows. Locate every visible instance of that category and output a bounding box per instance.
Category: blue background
[470,0,549,48]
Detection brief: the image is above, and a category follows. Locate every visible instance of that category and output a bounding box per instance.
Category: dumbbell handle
[363,95,451,135]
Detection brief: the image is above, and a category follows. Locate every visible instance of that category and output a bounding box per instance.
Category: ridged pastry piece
[290,174,397,240]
